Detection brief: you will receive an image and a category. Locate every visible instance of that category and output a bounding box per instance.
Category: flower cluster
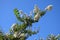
[11,23,17,31]
[45,5,53,11]
[33,5,40,14]
[33,5,41,21]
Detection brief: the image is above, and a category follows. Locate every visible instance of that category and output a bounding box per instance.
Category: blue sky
[0,0,60,40]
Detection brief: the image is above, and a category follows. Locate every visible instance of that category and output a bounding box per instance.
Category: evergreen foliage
[0,4,60,40]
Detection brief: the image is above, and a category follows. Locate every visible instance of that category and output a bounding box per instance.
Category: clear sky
[0,0,60,40]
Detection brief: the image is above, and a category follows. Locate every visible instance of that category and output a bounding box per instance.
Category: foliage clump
[0,4,60,40]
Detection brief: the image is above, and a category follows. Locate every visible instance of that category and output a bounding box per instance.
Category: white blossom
[11,23,17,31]
[55,34,60,39]
[19,33,25,37]
[34,12,40,21]
[45,5,53,11]
[13,32,17,38]
[33,5,39,13]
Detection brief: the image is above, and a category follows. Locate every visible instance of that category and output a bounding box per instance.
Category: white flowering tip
[19,10,23,14]
[11,23,17,30]
[11,23,17,28]
[13,32,17,37]
[34,13,40,21]
[20,33,25,37]
[11,23,16,28]
[33,5,39,13]
[45,5,53,11]
[55,34,60,38]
